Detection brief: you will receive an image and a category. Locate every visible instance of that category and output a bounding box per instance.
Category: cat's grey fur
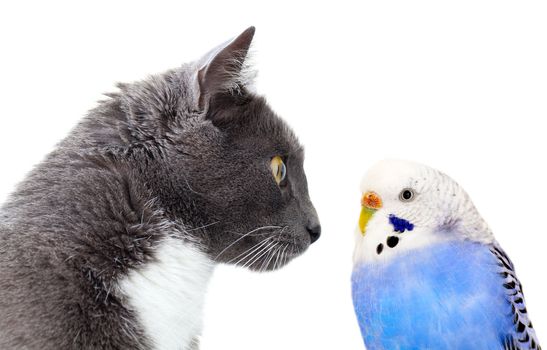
[0,27,320,349]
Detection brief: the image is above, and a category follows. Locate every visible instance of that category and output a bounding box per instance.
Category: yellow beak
[359,191,383,236]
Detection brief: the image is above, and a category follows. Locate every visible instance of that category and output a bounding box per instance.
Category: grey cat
[0,27,320,350]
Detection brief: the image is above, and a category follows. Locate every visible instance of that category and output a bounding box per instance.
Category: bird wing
[490,244,541,350]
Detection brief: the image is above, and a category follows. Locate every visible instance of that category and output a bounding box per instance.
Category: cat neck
[118,237,215,350]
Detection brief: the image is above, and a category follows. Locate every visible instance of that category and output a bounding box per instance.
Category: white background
[1,1,546,349]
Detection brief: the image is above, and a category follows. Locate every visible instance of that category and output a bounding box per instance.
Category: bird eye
[270,156,287,185]
[399,188,415,202]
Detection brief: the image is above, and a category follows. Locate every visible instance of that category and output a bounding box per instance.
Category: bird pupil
[403,190,412,200]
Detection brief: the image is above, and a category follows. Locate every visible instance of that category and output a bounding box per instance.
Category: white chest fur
[119,238,214,350]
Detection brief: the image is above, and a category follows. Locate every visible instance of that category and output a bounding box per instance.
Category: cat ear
[197,26,255,110]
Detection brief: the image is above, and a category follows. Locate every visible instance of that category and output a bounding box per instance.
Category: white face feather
[353,160,493,265]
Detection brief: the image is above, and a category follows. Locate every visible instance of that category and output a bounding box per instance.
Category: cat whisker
[272,244,281,270]
[261,242,281,272]
[261,243,278,271]
[248,240,279,269]
[254,226,288,271]
[181,172,202,195]
[257,241,279,272]
[186,221,220,232]
[230,225,283,236]
[229,238,271,266]
[215,225,281,260]
[236,240,271,268]
[228,239,269,265]
[282,244,289,269]
[274,243,288,270]
[284,248,293,262]
[242,240,277,269]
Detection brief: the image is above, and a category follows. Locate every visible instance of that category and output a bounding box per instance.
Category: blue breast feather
[352,240,519,350]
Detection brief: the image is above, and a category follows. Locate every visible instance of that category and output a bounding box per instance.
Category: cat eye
[270,156,287,185]
[399,188,415,202]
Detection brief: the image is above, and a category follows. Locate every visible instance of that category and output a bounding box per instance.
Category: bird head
[354,159,492,264]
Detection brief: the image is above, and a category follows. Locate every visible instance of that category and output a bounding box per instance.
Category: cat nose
[306,222,321,244]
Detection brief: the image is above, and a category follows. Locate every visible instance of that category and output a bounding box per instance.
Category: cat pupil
[280,162,286,180]
[270,156,286,184]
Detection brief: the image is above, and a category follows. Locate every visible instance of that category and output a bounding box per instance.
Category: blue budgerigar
[352,160,541,350]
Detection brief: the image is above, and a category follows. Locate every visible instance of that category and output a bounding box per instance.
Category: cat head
[113,27,320,271]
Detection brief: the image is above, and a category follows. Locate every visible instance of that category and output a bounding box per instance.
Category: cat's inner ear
[197,26,255,111]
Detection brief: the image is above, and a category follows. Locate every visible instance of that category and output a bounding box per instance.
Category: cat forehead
[223,96,303,155]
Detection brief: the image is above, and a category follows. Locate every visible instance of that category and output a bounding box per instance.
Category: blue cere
[389,214,414,233]
[351,240,514,350]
